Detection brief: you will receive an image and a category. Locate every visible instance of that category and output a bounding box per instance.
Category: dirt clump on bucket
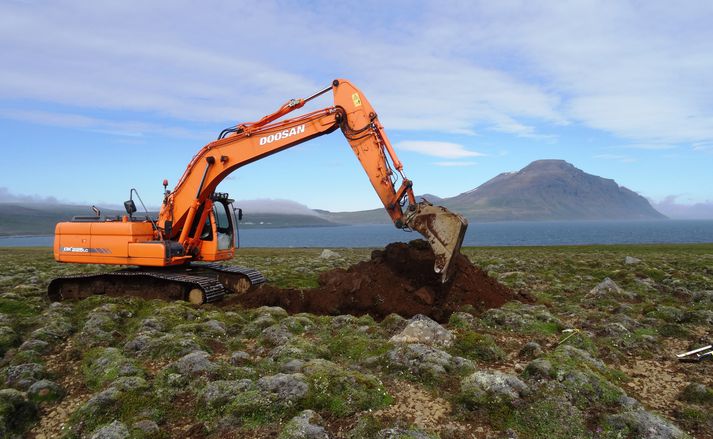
[229,240,520,322]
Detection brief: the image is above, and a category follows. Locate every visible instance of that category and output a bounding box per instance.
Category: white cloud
[397,141,484,159]
[236,199,317,216]
[0,0,711,146]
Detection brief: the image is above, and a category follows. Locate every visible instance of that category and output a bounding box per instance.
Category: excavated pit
[228,240,520,322]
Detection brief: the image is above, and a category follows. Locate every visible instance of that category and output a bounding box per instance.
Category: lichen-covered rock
[90,420,130,439]
[301,359,391,416]
[4,362,46,390]
[523,358,554,380]
[83,347,143,389]
[18,339,50,354]
[0,326,19,354]
[460,370,529,406]
[279,409,330,439]
[78,387,120,418]
[390,314,454,348]
[481,303,562,333]
[30,319,73,343]
[0,388,37,437]
[604,408,686,439]
[448,311,476,328]
[587,277,635,300]
[679,383,713,404]
[257,373,308,403]
[171,351,217,377]
[125,333,202,359]
[624,256,641,265]
[132,419,159,434]
[282,359,305,373]
[229,351,251,366]
[319,249,340,259]
[649,306,686,323]
[202,379,254,408]
[518,341,543,359]
[385,343,473,379]
[27,379,64,402]
[110,376,149,392]
[376,428,432,439]
[261,323,294,346]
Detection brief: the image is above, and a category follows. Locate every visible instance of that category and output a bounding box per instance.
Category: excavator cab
[197,194,237,259]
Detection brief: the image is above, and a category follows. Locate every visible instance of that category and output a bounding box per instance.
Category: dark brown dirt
[229,240,519,322]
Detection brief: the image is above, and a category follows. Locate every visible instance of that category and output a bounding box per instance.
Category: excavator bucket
[405,201,468,283]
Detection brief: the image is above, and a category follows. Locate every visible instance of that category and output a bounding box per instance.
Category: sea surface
[1,220,712,248]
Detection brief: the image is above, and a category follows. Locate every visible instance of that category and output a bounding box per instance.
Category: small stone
[518,341,543,359]
[282,359,305,373]
[624,256,641,265]
[279,409,330,439]
[90,420,129,439]
[587,277,635,300]
[229,351,251,366]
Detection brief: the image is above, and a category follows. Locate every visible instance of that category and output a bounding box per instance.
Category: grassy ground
[0,244,711,438]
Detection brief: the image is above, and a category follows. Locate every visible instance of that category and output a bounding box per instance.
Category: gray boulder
[132,419,160,434]
[5,363,46,390]
[279,409,330,439]
[90,420,130,439]
[202,379,254,408]
[229,351,251,366]
[172,351,217,377]
[390,314,454,348]
[27,379,64,402]
[319,249,340,259]
[624,256,641,265]
[257,373,308,403]
[386,343,473,378]
[461,370,529,405]
[588,278,635,300]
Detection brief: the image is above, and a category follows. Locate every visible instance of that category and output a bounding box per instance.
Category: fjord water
[1,220,712,248]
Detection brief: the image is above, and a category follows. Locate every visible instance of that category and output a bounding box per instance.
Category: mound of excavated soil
[230,240,519,322]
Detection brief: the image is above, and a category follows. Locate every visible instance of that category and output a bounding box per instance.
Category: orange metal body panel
[54,220,173,266]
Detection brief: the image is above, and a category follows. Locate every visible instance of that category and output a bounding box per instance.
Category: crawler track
[48,263,266,305]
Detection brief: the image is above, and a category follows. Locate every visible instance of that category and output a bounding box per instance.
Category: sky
[0,0,712,216]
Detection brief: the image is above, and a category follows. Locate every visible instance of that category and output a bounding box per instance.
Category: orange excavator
[49,79,468,304]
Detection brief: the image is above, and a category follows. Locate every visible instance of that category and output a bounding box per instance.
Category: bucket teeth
[405,201,468,282]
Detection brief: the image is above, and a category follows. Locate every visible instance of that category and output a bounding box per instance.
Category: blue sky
[1,0,712,216]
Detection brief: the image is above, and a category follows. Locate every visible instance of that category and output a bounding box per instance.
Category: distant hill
[444,160,665,221]
[0,160,665,235]
[0,204,339,236]
[317,160,665,223]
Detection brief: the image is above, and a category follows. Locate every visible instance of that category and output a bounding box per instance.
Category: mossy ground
[0,244,711,438]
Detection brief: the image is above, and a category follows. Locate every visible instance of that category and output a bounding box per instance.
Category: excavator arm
[159,79,467,280]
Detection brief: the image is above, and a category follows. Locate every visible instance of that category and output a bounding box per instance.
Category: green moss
[303,361,392,417]
[82,347,143,390]
[450,331,505,362]
[0,297,37,317]
[508,398,590,439]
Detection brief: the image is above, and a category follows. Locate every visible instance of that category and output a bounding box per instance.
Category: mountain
[444,160,666,221]
[318,160,665,223]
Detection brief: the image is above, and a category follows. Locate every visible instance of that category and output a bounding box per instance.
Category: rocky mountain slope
[322,160,665,224]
